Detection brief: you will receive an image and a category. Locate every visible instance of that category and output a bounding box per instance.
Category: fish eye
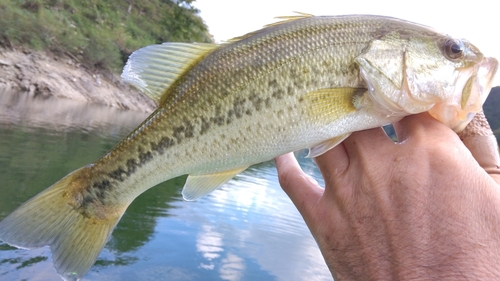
[442,39,465,61]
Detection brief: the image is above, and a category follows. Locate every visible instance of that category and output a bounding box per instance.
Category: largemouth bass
[0,14,497,280]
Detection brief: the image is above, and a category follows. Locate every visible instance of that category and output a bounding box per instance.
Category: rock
[0,48,156,113]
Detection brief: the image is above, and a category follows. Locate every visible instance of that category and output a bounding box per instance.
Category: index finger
[275,153,323,217]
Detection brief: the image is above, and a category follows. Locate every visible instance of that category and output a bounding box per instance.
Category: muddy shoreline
[0,48,156,113]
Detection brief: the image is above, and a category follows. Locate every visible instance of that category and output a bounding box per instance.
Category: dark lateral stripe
[105,134,176,183]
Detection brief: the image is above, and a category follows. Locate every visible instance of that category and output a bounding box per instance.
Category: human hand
[275,113,500,280]
[458,111,500,184]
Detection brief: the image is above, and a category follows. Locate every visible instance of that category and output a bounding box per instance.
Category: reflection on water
[0,92,331,280]
[0,89,151,136]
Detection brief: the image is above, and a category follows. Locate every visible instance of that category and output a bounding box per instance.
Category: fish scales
[0,14,497,280]
[80,16,382,208]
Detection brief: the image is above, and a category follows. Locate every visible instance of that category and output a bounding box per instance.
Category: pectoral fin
[302,88,363,125]
[307,134,351,158]
[182,167,249,201]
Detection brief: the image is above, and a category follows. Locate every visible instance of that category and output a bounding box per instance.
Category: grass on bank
[0,0,213,72]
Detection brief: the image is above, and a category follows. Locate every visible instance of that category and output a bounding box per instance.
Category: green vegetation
[0,0,213,72]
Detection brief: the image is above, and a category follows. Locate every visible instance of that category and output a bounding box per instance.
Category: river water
[0,92,331,281]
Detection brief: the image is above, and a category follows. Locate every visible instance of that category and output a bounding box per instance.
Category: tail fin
[0,167,125,281]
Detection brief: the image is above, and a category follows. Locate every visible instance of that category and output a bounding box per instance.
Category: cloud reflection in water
[188,159,331,281]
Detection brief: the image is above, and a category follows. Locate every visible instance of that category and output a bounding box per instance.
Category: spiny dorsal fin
[225,12,314,43]
[121,42,218,104]
[267,12,314,27]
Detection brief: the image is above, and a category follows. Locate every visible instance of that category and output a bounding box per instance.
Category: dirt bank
[0,48,156,113]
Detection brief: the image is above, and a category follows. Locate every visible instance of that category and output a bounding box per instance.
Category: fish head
[426,42,498,132]
[356,23,498,132]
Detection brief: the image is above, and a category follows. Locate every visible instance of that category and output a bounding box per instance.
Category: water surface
[0,92,331,281]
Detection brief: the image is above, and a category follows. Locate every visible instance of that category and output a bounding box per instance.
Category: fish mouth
[452,56,498,132]
[428,56,498,132]
[476,57,499,101]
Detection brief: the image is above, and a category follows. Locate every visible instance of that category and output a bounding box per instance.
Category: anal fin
[182,167,249,201]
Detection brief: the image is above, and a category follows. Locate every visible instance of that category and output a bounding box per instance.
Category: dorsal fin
[121,42,218,104]
[225,12,314,43]
[267,12,314,27]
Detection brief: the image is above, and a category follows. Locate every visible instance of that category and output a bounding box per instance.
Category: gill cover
[355,33,443,118]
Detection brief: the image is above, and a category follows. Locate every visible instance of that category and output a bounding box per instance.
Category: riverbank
[0,48,156,113]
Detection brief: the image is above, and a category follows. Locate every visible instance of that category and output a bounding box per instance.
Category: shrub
[0,0,213,72]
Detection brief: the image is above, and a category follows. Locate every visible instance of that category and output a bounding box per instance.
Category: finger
[275,153,324,215]
[341,127,393,162]
[462,136,500,184]
[314,128,392,202]
[458,112,500,184]
[314,142,349,184]
[393,112,442,142]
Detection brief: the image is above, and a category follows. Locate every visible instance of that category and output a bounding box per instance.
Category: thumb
[458,111,500,184]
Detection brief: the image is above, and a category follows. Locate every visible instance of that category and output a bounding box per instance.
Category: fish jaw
[357,30,498,130]
[428,56,498,132]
